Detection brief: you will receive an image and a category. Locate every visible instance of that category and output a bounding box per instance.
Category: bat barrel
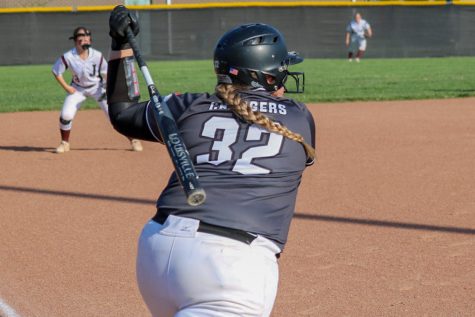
[125,26,206,206]
[187,189,207,206]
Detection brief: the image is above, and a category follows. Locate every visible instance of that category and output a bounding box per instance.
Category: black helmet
[214,23,305,93]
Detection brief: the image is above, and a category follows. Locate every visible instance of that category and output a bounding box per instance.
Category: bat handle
[126,27,146,68]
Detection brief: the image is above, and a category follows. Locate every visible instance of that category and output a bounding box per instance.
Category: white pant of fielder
[59,84,108,131]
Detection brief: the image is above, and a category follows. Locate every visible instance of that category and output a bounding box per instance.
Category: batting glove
[109,5,140,50]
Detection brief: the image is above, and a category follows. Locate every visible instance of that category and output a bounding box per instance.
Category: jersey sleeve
[346,23,352,33]
[144,92,200,142]
[107,56,157,142]
[108,56,203,143]
[168,92,203,121]
[52,55,67,76]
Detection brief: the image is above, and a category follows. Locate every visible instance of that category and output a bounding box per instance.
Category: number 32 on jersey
[196,116,283,175]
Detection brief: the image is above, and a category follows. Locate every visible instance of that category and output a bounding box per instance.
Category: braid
[216,84,315,160]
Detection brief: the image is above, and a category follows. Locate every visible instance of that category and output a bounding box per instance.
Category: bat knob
[187,189,207,206]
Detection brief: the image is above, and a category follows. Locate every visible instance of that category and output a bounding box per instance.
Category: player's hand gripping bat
[125,27,206,206]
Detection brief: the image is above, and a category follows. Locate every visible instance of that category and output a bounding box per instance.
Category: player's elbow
[108,101,133,130]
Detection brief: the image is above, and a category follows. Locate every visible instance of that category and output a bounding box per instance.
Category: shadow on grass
[431,89,475,94]
[1,185,474,235]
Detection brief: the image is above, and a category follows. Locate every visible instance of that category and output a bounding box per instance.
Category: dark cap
[69,26,92,40]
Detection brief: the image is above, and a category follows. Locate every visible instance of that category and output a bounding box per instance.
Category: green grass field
[1,57,474,113]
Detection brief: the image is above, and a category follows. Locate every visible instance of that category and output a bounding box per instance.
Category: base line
[0,298,20,317]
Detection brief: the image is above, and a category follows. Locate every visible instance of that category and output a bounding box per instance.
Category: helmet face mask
[214,23,304,93]
[284,71,305,93]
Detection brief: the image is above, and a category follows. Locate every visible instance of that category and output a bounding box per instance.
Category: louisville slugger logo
[169,133,196,179]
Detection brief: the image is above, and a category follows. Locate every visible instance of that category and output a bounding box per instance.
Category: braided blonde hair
[215,84,315,160]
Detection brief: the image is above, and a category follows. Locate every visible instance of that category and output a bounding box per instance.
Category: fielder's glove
[109,5,140,50]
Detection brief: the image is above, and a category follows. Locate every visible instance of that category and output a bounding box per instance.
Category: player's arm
[345,32,350,46]
[52,73,76,95]
[365,24,373,38]
[107,7,194,143]
[52,57,76,94]
[345,24,351,46]
[105,8,159,142]
[108,50,196,143]
[107,49,158,142]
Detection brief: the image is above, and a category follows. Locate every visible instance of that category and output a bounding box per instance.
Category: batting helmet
[213,23,304,93]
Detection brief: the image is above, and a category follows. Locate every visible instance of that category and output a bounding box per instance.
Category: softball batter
[107,6,315,316]
[52,26,143,153]
[345,12,372,62]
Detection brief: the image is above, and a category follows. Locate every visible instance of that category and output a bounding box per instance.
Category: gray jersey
[347,19,371,40]
[146,90,315,249]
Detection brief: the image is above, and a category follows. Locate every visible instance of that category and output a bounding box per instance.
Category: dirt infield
[1,98,474,317]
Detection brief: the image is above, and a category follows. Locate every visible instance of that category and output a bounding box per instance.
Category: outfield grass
[1,57,474,113]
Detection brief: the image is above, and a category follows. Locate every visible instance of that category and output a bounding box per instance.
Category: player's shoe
[348,58,353,62]
[131,139,143,152]
[355,58,360,63]
[55,141,70,154]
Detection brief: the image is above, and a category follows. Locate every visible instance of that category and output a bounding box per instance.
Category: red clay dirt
[0,98,474,317]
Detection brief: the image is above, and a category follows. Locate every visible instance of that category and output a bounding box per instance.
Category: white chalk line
[0,297,20,317]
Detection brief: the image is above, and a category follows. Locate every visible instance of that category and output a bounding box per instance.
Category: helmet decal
[229,68,239,76]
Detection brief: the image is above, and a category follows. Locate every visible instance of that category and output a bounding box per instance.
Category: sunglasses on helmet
[69,30,91,40]
[75,32,91,38]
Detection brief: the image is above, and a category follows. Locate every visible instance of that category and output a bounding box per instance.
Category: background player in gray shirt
[107,6,315,317]
[346,12,373,62]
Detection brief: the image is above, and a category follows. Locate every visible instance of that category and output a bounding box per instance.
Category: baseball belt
[72,82,96,89]
[152,213,257,245]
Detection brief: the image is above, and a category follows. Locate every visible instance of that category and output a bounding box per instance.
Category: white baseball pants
[136,215,280,317]
[59,84,108,130]
[349,37,367,53]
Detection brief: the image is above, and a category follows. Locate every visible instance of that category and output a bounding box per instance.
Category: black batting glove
[109,5,140,50]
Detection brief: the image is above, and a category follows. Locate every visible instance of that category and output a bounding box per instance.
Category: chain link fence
[1,1,126,8]
[1,0,370,9]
